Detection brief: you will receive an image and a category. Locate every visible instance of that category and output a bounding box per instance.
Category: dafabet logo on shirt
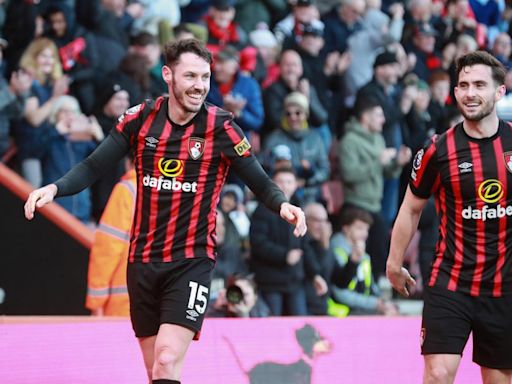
[142,158,197,193]
[462,179,511,221]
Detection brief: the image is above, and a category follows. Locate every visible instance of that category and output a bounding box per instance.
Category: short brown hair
[337,206,373,230]
[163,38,212,67]
[428,70,450,86]
[455,50,506,86]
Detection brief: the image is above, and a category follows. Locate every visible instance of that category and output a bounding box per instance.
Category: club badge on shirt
[504,152,512,174]
[189,137,205,160]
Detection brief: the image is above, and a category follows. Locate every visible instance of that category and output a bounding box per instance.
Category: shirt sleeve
[217,116,287,213]
[409,136,439,199]
[55,102,148,197]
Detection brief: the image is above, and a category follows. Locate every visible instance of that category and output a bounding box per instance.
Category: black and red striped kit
[111,97,271,264]
[410,121,512,297]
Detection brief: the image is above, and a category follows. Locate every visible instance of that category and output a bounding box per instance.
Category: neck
[167,97,196,125]
[462,113,500,139]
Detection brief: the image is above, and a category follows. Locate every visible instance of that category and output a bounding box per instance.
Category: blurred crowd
[2,0,512,317]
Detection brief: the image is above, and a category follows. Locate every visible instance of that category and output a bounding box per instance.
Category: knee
[154,347,180,373]
[424,366,455,384]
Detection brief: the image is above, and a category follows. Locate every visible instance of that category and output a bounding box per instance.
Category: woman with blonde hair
[13,37,69,187]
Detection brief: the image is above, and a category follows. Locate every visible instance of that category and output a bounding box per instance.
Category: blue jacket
[43,131,97,222]
[207,72,264,133]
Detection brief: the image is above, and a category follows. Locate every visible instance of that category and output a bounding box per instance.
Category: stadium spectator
[44,95,103,222]
[235,0,288,34]
[328,206,399,316]
[407,23,443,81]
[206,45,264,148]
[304,202,334,315]
[274,0,321,47]
[13,37,69,187]
[248,24,281,89]
[250,167,326,316]
[427,70,452,134]
[207,274,271,318]
[86,156,135,316]
[264,92,330,203]
[263,49,327,138]
[0,39,32,160]
[44,4,100,114]
[338,96,410,279]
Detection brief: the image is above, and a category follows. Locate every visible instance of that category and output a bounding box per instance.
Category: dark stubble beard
[458,98,495,122]
[172,82,203,113]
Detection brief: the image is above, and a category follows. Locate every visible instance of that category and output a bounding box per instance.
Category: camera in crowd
[226,283,245,304]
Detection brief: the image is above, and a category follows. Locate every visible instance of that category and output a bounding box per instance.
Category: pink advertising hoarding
[0,317,480,383]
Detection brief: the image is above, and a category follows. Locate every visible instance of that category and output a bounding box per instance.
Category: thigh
[127,263,161,338]
[473,295,512,369]
[421,287,473,355]
[160,258,215,340]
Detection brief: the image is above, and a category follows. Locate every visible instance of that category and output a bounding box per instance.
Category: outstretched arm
[24,134,129,220]
[386,186,428,297]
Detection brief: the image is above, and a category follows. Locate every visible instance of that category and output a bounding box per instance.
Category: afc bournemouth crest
[188,137,205,160]
[504,152,512,174]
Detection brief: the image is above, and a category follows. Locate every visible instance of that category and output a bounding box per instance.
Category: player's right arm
[386,187,428,297]
[24,102,145,220]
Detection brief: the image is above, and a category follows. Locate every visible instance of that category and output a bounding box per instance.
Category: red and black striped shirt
[410,120,512,297]
[107,97,285,263]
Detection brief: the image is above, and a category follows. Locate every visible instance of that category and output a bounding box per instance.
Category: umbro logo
[145,136,159,148]
[458,162,473,174]
[186,309,199,322]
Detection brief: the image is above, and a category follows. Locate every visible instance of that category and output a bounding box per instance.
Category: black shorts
[127,257,215,340]
[421,286,512,369]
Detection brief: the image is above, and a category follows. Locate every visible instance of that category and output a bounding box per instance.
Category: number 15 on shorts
[188,281,209,315]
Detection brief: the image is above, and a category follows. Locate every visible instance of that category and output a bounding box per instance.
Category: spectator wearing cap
[90,79,131,221]
[263,49,328,139]
[267,144,293,172]
[264,91,330,203]
[129,32,166,98]
[0,38,32,161]
[202,0,258,74]
[206,45,264,150]
[355,49,411,228]
[234,0,288,35]
[274,0,321,48]
[249,24,281,89]
[406,23,442,81]
[321,0,366,55]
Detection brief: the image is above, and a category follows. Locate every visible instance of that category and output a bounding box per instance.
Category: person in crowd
[264,92,330,203]
[44,94,103,222]
[206,45,264,149]
[329,206,399,316]
[263,49,327,138]
[0,38,32,160]
[206,274,271,318]
[44,3,100,114]
[338,96,410,279]
[304,202,334,315]
[86,156,135,317]
[250,167,326,316]
[13,37,69,187]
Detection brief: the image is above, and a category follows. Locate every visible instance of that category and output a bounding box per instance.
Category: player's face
[164,52,211,114]
[455,64,505,122]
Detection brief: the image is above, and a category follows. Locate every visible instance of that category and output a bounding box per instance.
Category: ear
[162,65,172,83]
[496,84,506,101]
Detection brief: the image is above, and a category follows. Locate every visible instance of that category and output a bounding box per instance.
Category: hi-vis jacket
[85,169,136,316]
